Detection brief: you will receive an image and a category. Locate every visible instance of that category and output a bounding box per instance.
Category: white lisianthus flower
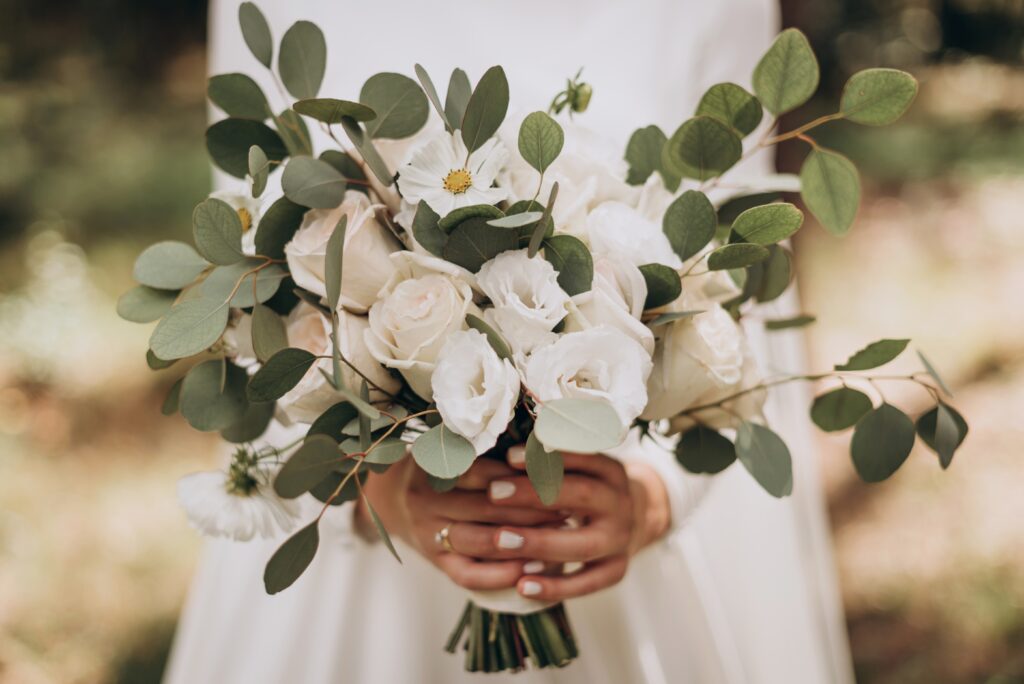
[277,303,399,424]
[476,249,570,356]
[365,252,479,400]
[210,189,262,256]
[396,131,508,217]
[565,255,654,354]
[523,325,652,427]
[432,329,520,455]
[668,352,766,433]
[284,191,401,313]
[177,449,300,541]
[641,295,754,421]
[585,201,682,269]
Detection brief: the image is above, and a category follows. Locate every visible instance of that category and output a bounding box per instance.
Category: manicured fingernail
[520,580,543,596]
[490,480,516,500]
[523,560,545,574]
[497,530,524,549]
[507,446,526,466]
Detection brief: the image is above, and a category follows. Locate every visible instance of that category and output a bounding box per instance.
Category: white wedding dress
[164,1,854,682]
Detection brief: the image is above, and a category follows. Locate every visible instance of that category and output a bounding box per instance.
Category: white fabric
[164,1,854,682]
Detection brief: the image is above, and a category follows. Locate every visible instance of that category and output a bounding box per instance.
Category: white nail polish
[490,480,516,500]
[497,530,525,550]
[521,580,543,596]
[523,560,545,575]
[507,446,526,466]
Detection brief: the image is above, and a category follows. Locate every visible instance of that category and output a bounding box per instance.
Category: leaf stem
[761,112,844,146]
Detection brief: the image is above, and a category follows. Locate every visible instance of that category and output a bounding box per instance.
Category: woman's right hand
[355,455,568,591]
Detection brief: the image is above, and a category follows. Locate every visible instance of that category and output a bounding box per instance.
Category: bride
[164,1,854,682]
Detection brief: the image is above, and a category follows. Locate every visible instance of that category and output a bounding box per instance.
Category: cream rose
[277,303,400,424]
[668,351,766,433]
[523,325,652,428]
[284,190,400,313]
[476,249,570,356]
[564,255,654,354]
[585,201,682,269]
[432,329,519,455]
[364,252,478,400]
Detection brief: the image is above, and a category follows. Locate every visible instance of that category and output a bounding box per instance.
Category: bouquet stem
[445,601,578,672]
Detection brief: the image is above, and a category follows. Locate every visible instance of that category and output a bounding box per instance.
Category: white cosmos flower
[396,131,508,216]
[477,250,570,356]
[432,329,520,455]
[177,450,301,541]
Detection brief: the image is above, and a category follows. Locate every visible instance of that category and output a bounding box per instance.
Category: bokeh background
[1,1,1022,682]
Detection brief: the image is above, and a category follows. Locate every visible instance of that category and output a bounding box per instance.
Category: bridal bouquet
[119,3,969,673]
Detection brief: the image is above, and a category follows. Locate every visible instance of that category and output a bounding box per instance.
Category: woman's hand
[355,455,568,591]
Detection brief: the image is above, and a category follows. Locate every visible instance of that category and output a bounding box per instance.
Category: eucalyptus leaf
[293,97,376,123]
[518,111,564,174]
[851,403,916,482]
[206,118,287,178]
[488,212,543,228]
[248,145,269,197]
[438,204,504,232]
[274,108,313,157]
[133,241,208,290]
[411,202,445,257]
[275,434,345,498]
[755,246,792,303]
[411,424,476,479]
[625,125,668,185]
[811,387,873,432]
[200,260,287,308]
[149,298,229,360]
[443,218,519,272]
[282,157,347,209]
[324,215,346,310]
[534,398,623,454]
[765,314,816,330]
[466,313,513,361]
[460,66,509,153]
[835,338,910,371]
[695,82,763,136]
[220,399,275,444]
[663,190,716,261]
[340,117,393,186]
[543,235,593,297]
[917,350,953,397]
[278,21,326,100]
[414,64,452,131]
[731,203,804,245]
[638,263,682,309]
[307,402,360,440]
[444,68,472,130]
[117,285,177,323]
[180,360,248,431]
[800,148,861,235]
[364,439,408,466]
[840,68,918,126]
[648,310,703,327]
[527,182,559,258]
[309,469,364,506]
[427,474,459,493]
[193,198,244,265]
[363,493,402,562]
[147,349,177,370]
[360,72,430,139]
[161,378,182,415]
[207,73,270,120]
[664,116,742,181]
[247,348,316,402]
[238,2,273,68]
[735,422,793,498]
[264,521,319,594]
[752,28,819,115]
[676,426,737,474]
[916,404,968,469]
[251,303,288,362]
[525,431,564,506]
[707,243,770,270]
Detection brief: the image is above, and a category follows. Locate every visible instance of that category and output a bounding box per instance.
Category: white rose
[564,255,654,354]
[364,252,478,400]
[585,201,682,269]
[278,303,400,424]
[641,295,751,421]
[284,190,401,313]
[432,329,519,455]
[476,250,570,356]
[210,189,261,256]
[668,351,766,433]
[523,325,653,428]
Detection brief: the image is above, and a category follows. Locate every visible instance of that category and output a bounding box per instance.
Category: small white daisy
[177,447,301,541]
[396,131,508,217]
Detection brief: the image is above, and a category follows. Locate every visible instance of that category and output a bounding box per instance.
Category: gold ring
[434,524,454,552]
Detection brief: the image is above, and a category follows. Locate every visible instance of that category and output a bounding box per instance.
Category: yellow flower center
[443,168,473,194]
[237,208,253,232]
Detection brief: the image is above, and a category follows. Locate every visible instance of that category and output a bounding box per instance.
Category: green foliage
[307,402,360,440]
[752,28,819,115]
[199,260,286,308]
[180,360,248,431]
[207,74,270,121]
[340,117,393,186]
[414,63,452,131]
[765,314,816,331]
[248,145,269,197]
[663,190,716,261]
[192,198,244,265]
[444,68,472,129]
[274,109,313,157]
[251,303,288,362]
[916,404,968,469]
[460,66,509,153]
[696,82,763,136]
[264,521,319,594]
[648,310,702,327]
[438,204,504,232]
[206,118,287,178]
[362,493,402,562]
[918,350,954,397]
[281,156,347,209]
[851,403,916,482]
[324,215,346,310]
[293,98,376,124]
[800,148,861,235]
[676,426,737,474]
[149,298,229,361]
[238,2,273,68]
[707,243,770,270]
[527,183,559,258]
[534,398,623,453]
[731,203,804,245]
[664,116,742,181]
[255,197,306,259]
[360,73,430,139]
[274,434,344,498]
[811,387,873,432]
[488,212,543,228]
[247,348,316,402]
[220,400,275,443]
[278,21,326,100]
[543,235,593,296]
[835,338,910,371]
[638,263,682,309]
[754,245,792,303]
[525,432,563,506]
[161,379,183,415]
[518,111,564,174]
[443,218,519,272]
[411,424,476,479]
[735,422,793,497]
[466,314,513,361]
[624,125,669,186]
[117,285,176,323]
[411,202,445,257]
[841,68,918,126]
[133,241,208,290]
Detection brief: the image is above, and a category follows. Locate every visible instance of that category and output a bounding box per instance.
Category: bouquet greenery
[119,3,968,673]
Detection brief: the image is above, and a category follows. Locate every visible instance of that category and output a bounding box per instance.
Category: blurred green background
[1,1,1022,682]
